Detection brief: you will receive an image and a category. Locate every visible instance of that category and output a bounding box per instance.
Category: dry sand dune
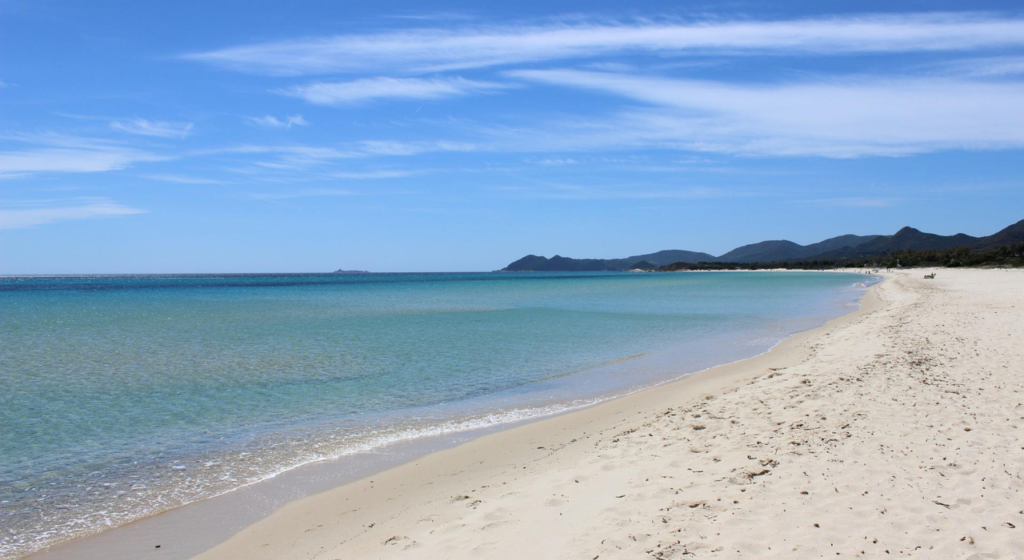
[196,269,1024,559]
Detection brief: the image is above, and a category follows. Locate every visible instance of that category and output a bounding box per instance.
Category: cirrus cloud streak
[0,199,146,230]
[279,77,506,105]
[504,69,1024,157]
[183,13,1024,75]
[110,119,194,138]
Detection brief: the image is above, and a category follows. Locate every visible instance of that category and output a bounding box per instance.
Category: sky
[1,0,1023,273]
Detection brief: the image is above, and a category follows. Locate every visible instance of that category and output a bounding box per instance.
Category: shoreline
[189,274,884,559]
[22,271,875,560]
[188,269,1023,558]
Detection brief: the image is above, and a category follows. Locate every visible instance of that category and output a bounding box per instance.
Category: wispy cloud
[196,142,469,181]
[331,170,420,179]
[505,69,1024,157]
[206,144,358,159]
[0,198,146,230]
[183,13,1024,75]
[489,182,732,201]
[930,55,1024,77]
[139,174,225,184]
[382,12,477,22]
[358,139,476,156]
[528,157,579,166]
[0,145,164,173]
[279,77,505,105]
[0,132,167,173]
[199,140,474,168]
[247,188,356,200]
[245,115,309,128]
[110,119,194,138]
[801,197,897,207]
[195,144,361,173]
[0,172,32,180]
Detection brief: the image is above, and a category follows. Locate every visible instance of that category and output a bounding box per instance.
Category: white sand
[193,269,1024,559]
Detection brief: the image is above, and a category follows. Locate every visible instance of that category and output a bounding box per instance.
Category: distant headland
[501,219,1024,271]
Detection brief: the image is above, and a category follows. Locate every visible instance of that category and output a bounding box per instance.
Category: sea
[0,271,874,558]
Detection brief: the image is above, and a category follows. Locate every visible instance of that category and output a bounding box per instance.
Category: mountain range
[501,219,1024,271]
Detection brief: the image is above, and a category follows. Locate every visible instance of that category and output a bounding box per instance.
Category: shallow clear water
[0,271,869,557]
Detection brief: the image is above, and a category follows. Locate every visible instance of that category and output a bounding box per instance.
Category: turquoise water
[0,272,869,557]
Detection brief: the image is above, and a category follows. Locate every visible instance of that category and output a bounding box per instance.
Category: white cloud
[505,69,1024,157]
[489,182,730,201]
[203,140,474,160]
[246,115,309,128]
[0,199,146,230]
[331,170,418,179]
[200,141,471,178]
[802,197,896,207]
[0,147,163,173]
[932,56,1024,77]
[0,172,32,180]
[383,12,477,22]
[279,77,505,105]
[247,188,355,200]
[0,133,168,174]
[197,144,361,170]
[357,139,476,156]
[110,119,194,138]
[183,13,1024,75]
[139,174,225,184]
[530,157,578,166]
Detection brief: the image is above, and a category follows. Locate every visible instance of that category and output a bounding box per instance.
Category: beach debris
[747,469,771,479]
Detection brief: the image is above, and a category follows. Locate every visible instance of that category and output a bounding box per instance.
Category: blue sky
[2,0,1023,273]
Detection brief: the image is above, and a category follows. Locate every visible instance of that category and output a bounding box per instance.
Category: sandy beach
[182,269,1023,559]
